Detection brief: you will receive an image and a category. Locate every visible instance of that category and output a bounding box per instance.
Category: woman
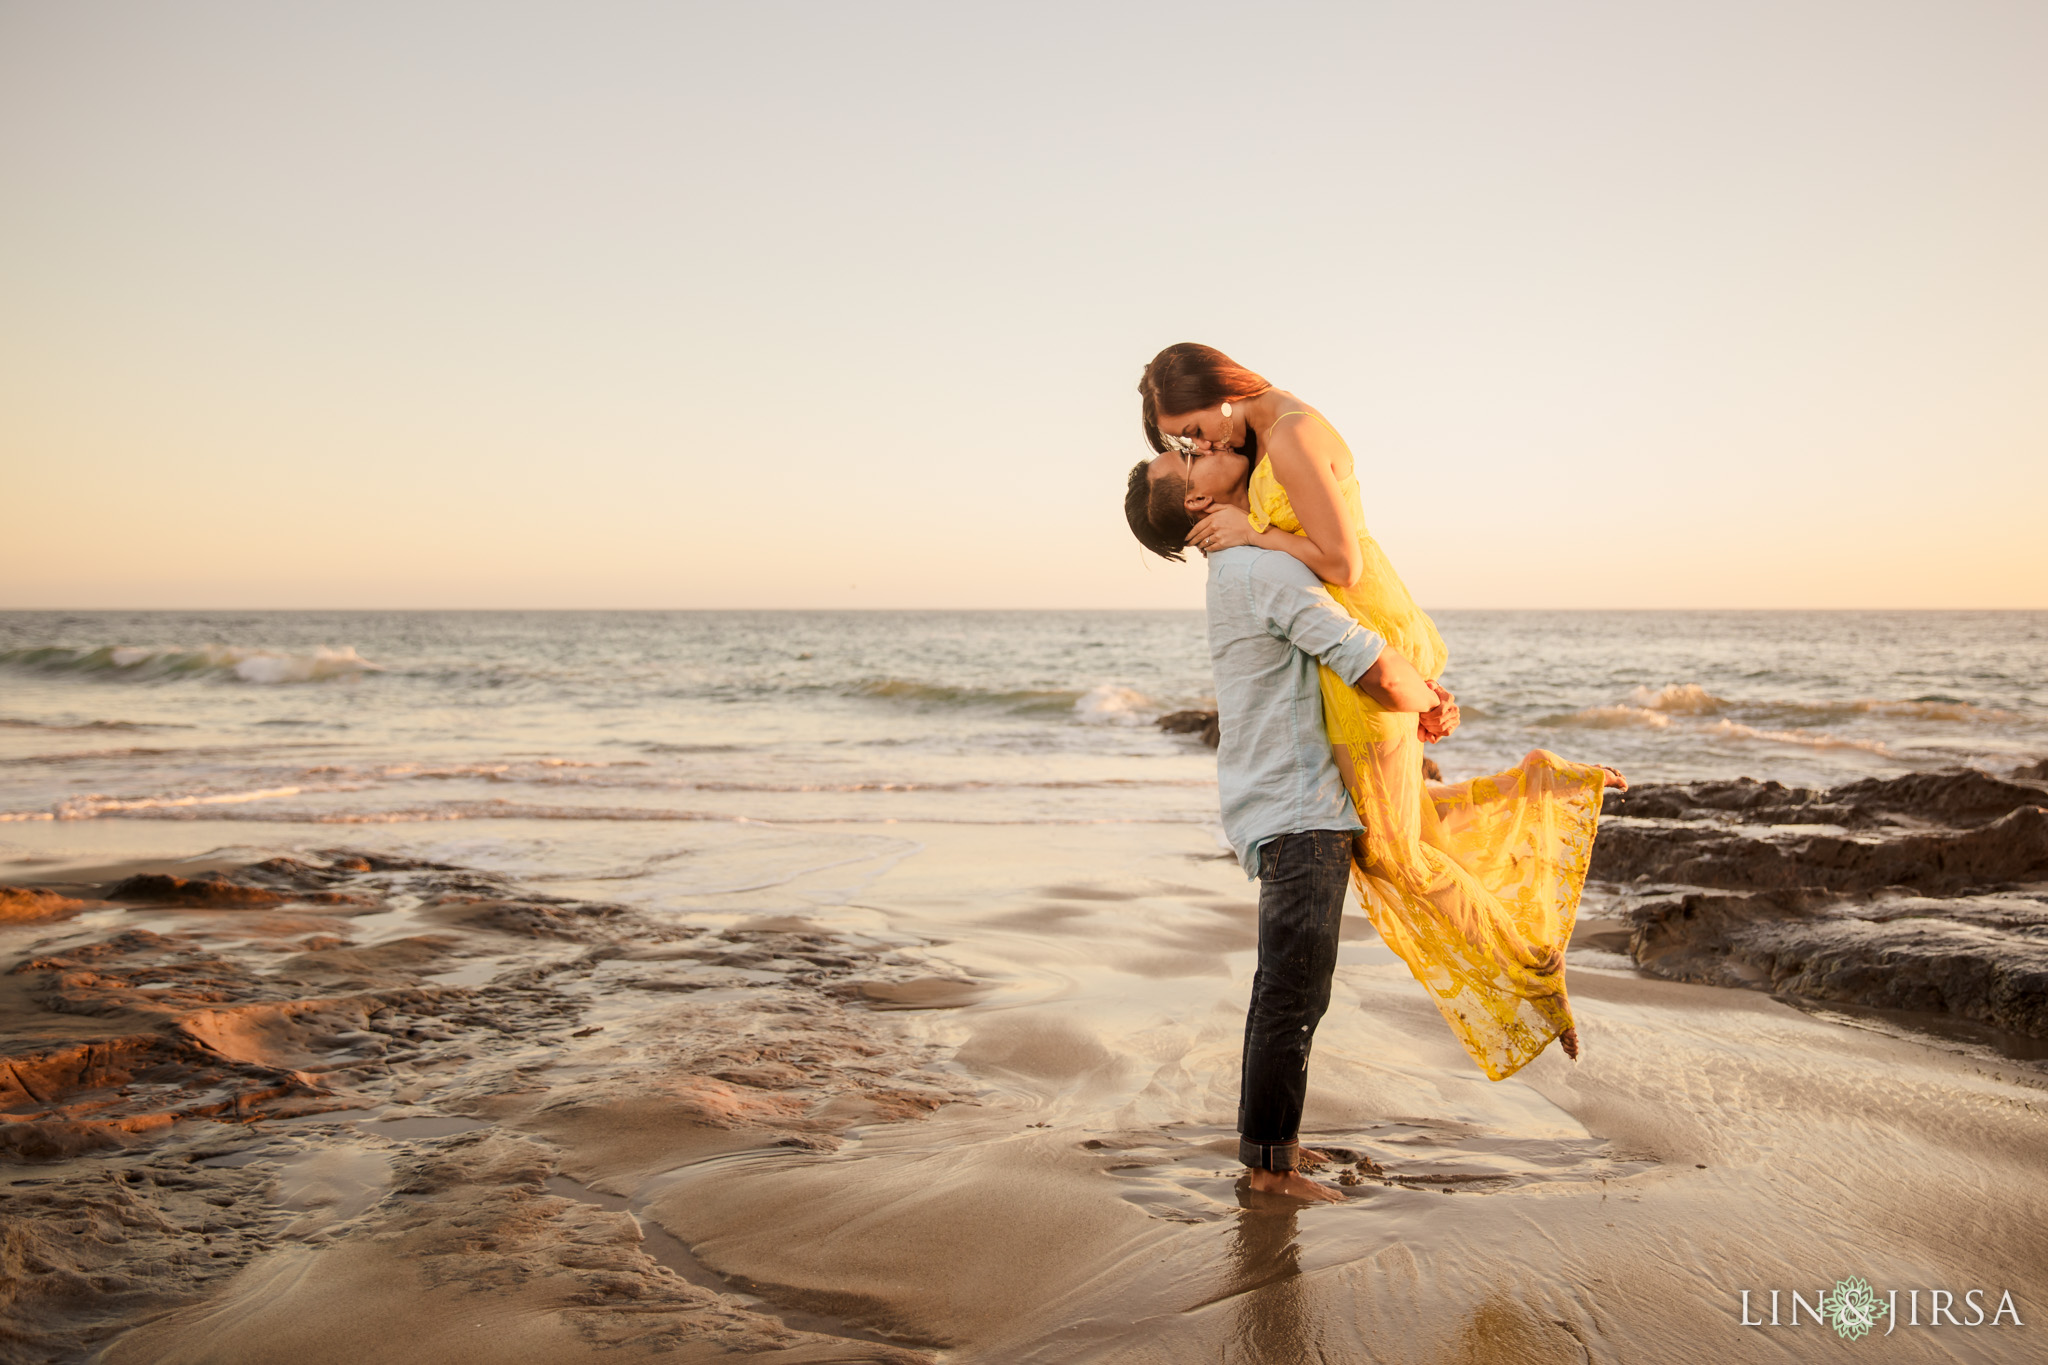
[1126,342,1624,1081]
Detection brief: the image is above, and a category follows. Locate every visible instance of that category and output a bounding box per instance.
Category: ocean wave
[1536,706,1674,730]
[1541,685,2013,735]
[1536,704,1898,754]
[1703,719,1894,755]
[0,717,181,731]
[36,797,1202,827]
[342,759,653,782]
[0,786,311,822]
[593,776,1211,794]
[634,742,749,755]
[850,678,1080,711]
[285,759,1213,795]
[1763,697,2013,724]
[1625,684,1728,714]
[4,746,191,765]
[0,644,381,684]
[1624,683,2010,724]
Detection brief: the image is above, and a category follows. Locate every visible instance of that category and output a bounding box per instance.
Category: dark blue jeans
[1238,828,1352,1172]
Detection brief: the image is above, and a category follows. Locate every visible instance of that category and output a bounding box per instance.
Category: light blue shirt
[1205,545,1386,880]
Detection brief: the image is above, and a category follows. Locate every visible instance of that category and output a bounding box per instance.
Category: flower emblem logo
[1819,1276,1889,1340]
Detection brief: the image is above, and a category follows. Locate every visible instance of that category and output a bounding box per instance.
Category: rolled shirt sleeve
[1248,554,1386,686]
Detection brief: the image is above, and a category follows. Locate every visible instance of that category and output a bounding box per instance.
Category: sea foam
[1074,684,1153,725]
[1625,683,1728,714]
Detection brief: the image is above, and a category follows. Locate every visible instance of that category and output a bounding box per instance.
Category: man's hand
[1417,680,1459,743]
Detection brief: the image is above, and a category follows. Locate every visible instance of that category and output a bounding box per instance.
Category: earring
[1220,402,1232,418]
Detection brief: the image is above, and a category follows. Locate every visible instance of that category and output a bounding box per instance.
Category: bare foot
[1244,1167,1346,1204]
[1559,1025,1581,1061]
[1597,765,1628,791]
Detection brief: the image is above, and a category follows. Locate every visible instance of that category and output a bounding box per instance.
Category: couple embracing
[1123,343,1625,1204]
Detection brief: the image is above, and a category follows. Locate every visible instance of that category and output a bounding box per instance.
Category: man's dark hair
[1124,459,1194,563]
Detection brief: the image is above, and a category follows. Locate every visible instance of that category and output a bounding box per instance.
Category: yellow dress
[1246,417,1609,1081]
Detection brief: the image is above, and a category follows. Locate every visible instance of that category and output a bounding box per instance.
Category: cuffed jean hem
[1237,828,1351,1175]
[1239,1137,1300,1172]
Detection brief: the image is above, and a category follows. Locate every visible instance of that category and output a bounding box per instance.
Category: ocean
[5,605,2044,916]
[4,609,2043,844]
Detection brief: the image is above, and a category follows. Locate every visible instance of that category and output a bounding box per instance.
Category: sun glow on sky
[2,2,2044,609]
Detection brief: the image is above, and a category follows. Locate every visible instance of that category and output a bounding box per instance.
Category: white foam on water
[48,787,307,820]
[1625,683,1728,714]
[1074,684,1153,725]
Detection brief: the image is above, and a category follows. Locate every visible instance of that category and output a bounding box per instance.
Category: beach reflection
[1222,1190,1318,1363]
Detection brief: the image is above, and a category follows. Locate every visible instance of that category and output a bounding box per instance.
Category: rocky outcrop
[96,854,434,908]
[1157,709,1220,748]
[101,874,285,907]
[0,886,83,924]
[1590,768,2048,1039]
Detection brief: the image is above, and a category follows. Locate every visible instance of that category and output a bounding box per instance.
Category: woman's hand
[1417,680,1459,743]
[1186,505,1257,556]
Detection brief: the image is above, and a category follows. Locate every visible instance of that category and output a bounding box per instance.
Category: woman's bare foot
[1245,1167,1347,1203]
[1597,765,1628,791]
[1559,1025,1581,1060]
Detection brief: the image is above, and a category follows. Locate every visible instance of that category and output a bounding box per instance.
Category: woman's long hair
[1137,342,1272,454]
[1125,343,1272,562]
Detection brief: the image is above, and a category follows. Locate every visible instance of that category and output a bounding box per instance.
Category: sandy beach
[4,800,2044,1363]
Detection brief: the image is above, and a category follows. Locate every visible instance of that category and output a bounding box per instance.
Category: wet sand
[3,819,2045,1363]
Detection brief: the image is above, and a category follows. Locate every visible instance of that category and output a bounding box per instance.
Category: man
[1126,449,1450,1203]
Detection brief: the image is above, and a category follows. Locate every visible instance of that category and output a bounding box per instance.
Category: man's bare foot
[1245,1167,1346,1203]
[1559,1025,1581,1060]
[1597,765,1628,791]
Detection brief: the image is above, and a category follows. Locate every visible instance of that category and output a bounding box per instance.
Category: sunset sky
[3,2,2044,610]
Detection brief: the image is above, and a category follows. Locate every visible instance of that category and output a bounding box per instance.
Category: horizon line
[5,605,2046,615]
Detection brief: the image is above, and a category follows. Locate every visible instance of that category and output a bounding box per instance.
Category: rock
[2014,759,2048,781]
[1601,768,2048,832]
[101,874,284,907]
[1593,767,2048,1038]
[447,898,630,941]
[1158,709,1220,748]
[0,886,85,924]
[1626,889,2048,1038]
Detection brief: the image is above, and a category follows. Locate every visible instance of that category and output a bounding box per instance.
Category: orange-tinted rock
[0,886,84,924]
[101,874,283,907]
